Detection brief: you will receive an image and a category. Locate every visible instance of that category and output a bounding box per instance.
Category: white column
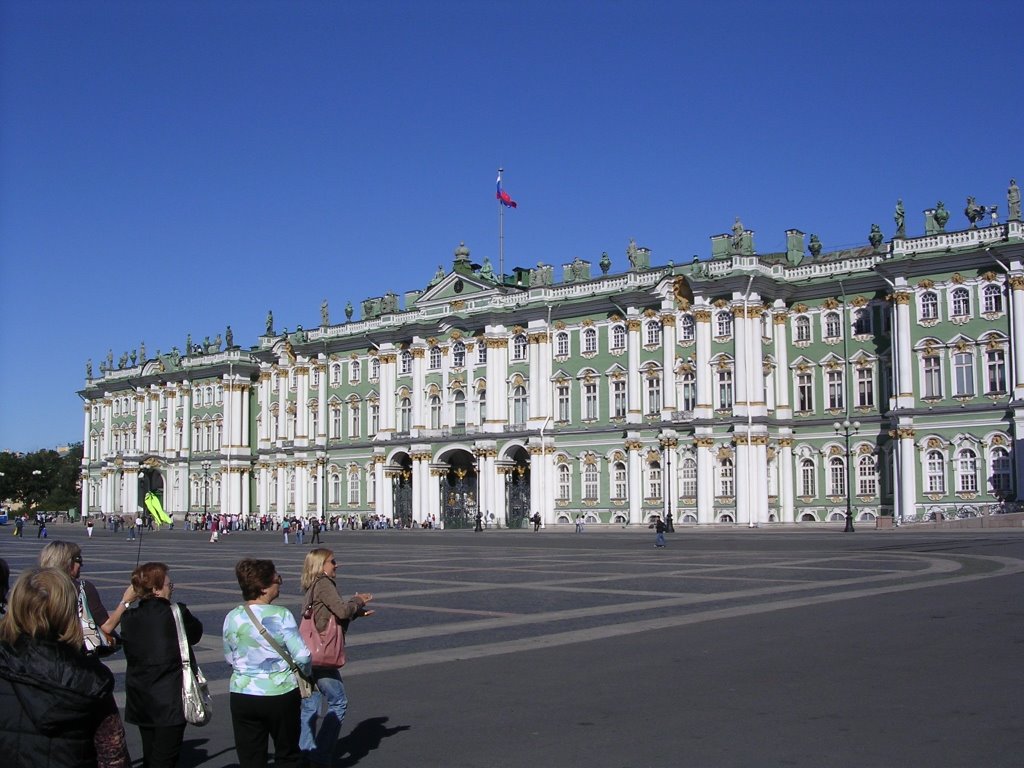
[259,373,271,447]
[773,310,792,417]
[779,436,795,523]
[317,362,327,444]
[1010,276,1024,398]
[626,436,642,524]
[485,332,509,430]
[295,365,309,443]
[412,348,426,430]
[694,309,713,419]
[894,292,915,409]
[627,317,641,423]
[696,435,714,524]
[276,464,288,521]
[899,428,917,522]
[379,349,397,434]
[181,384,192,453]
[661,315,677,416]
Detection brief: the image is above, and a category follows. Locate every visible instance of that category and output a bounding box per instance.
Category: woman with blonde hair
[39,540,125,655]
[0,567,130,766]
[298,548,373,765]
[119,562,202,768]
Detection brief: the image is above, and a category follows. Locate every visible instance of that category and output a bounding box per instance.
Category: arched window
[612,461,627,500]
[512,334,528,361]
[925,450,946,493]
[716,311,733,338]
[718,458,734,497]
[476,388,486,423]
[956,448,978,493]
[800,458,816,497]
[983,284,1003,314]
[645,372,661,414]
[680,457,697,498]
[370,357,380,379]
[583,463,599,500]
[557,463,571,501]
[452,390,466,426]
[647,461,662,499]
[350,360,360,384]
[990,447,1011,496]
[452,341,466,368]
[679,315,695,341]
[330,471,341,505]
[645,321,661,346]
[921,291,939,320]
[611,325,627,350]
[582,328,598,354]
[828,456,846,496]
[680,371,696,411]
[348,402,360,438]
[853,308,871,335]
[795,316,811,342]
[331,363,342,385]
[400,351,413,375]
[824,312,841,339]
[857,454,877,496]
[510,385,528,426]
[348,467,360,505]
[428,395,442,429]
[556,332,569,357]
[398,397,411,432]
[429,346,442,369]
[951,287,971,318]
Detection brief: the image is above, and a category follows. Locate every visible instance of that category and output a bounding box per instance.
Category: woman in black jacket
[0,567,129,767]
[119,561,203,768]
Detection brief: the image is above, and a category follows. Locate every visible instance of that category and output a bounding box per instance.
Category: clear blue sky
[1,0,1021,452]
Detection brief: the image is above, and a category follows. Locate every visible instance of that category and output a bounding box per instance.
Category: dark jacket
[0,635,119,767]
[120,597,202,726]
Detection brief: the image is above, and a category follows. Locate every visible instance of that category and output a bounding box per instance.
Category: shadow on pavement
[332,716,411,766]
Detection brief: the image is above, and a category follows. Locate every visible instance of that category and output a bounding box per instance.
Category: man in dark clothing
[532,512,541,532]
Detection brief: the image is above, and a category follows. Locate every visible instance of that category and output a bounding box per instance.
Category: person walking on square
[86,519,94,538]
[14,515,24,537]
[310,518,322,545]
[299,549,373,765]
[532,512,541,532]
[651,516,667,548]
[126,517,136,542]
[295,519,305,546]
[282,518,291,544]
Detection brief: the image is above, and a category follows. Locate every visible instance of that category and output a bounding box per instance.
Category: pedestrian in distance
[310,518,322,545]
[14,516,24,537]
[651,516,667,548]
[282,518,290,544]
[298,549,373,765]
[532,512,541,532]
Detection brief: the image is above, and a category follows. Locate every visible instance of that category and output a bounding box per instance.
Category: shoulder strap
[169,603,191,668]
[243,604,303,673]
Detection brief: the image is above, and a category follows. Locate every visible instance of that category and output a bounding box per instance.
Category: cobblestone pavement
[5,523,1023,767]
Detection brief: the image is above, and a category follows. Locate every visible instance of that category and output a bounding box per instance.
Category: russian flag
[496,172,517,208]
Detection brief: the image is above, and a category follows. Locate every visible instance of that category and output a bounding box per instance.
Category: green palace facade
[79,181,1024,528]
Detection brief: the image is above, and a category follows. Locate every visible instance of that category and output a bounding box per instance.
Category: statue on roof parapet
[894,199,905,239]
[265,310,274,335]
[933,201,950,232]
[808,234,823,258]
[868,224,884,252]
[1009,179,1021,221]
[964,197,987,229]
[321,299,329,326]
[345,300,354,321]
[479,257,495,281]
[626,239,650,270]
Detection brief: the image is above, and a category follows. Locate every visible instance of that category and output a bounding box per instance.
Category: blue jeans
[655,531,666,547]
[299,668,348,763]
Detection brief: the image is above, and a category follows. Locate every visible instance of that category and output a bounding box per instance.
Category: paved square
[4,523,1023,766]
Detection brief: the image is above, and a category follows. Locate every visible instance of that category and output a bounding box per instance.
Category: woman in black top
[119,562,203,768]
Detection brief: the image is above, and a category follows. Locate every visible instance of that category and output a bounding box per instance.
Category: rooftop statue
[266,310,274,335]
[1009,179,1021,221]
[186,334,192,355]
[599,251,611,274]
[626,238,638,266]
[345,300,354,321]
[964,196,987,228]
[479,257,495,281]
[86,358,92,378]
[139,341,145,360]
[894,199,905,238]
[808,234,822,258]
[933,201,949,231]
[731,218,744,252]
[869,223,884,251]
[321,299,329,326]
[226,326,233,348]
[431,264,446,285]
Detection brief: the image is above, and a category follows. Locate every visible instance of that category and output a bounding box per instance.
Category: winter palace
[79,181,1024,528]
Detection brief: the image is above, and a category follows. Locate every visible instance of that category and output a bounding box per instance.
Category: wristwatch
[123,601,132,609]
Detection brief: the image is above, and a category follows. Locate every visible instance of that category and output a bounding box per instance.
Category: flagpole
[498,167,504,282]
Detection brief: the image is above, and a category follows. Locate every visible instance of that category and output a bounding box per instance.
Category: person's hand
[121,585,135,604]
[354,592,373,604]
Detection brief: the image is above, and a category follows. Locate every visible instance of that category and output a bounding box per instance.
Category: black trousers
[137,723,186,768]
[230,689,303,768]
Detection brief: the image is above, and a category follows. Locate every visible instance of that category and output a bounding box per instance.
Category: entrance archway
[389,453,413,528]
[439,449,477,529]
[504,446,530,529]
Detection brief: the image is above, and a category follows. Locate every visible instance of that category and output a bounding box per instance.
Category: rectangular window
[557,384,571,422]
[923,356,942,398]
[856,367,874,408]
[953,352,975,397]
[584,382,598,420]
[646,377,661,414]
[986,349,1007,394]
[612,380,627,418]
[796,372,813,412]
[827,370,844,410]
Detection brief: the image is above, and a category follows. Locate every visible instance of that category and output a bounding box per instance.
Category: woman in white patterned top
[222,559,311,768]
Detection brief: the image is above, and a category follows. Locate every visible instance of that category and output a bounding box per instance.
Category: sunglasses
[272,575,283,585]
[329,559,337,565]
[72,556,83,564]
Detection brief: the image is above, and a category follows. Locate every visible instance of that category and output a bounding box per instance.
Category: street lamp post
[833,419,861,532]
[201,460,211,521]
